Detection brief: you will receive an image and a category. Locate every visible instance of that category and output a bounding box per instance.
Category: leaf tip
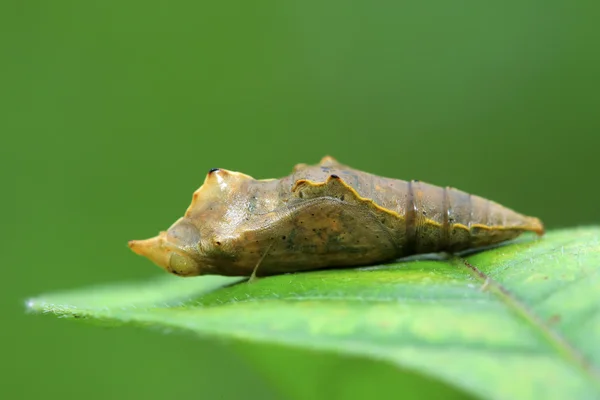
[25,297,38,312]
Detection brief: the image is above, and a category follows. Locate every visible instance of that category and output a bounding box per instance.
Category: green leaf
[27,228,600,400]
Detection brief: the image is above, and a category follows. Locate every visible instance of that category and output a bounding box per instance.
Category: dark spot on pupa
[281,236,286,240]
[215,241,221,246]
[422,211,427,216]
[298,192,304,198]
[330,174,340,179]
[340,195,345,201]
[208,168,219,174]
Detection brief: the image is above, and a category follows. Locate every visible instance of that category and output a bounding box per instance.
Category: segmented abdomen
[371,178,544,255]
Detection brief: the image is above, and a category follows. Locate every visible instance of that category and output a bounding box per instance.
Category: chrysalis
[129,156,543,277]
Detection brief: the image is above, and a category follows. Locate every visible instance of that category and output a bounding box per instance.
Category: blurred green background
[2,0,599,399]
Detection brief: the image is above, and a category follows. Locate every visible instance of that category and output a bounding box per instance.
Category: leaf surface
[27,228,600,399]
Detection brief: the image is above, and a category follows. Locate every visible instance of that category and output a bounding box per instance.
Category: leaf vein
[458,257,600,389]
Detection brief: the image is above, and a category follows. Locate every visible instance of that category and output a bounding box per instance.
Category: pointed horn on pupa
[128,233,170,271]
[319,155,341,167]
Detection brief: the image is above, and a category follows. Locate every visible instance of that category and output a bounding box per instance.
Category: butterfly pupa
[129,156,544,277]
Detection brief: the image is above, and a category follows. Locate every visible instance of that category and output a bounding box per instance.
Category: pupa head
[128,218,204,276]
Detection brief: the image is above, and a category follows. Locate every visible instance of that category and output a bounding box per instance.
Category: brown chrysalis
[129,156,544,277]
